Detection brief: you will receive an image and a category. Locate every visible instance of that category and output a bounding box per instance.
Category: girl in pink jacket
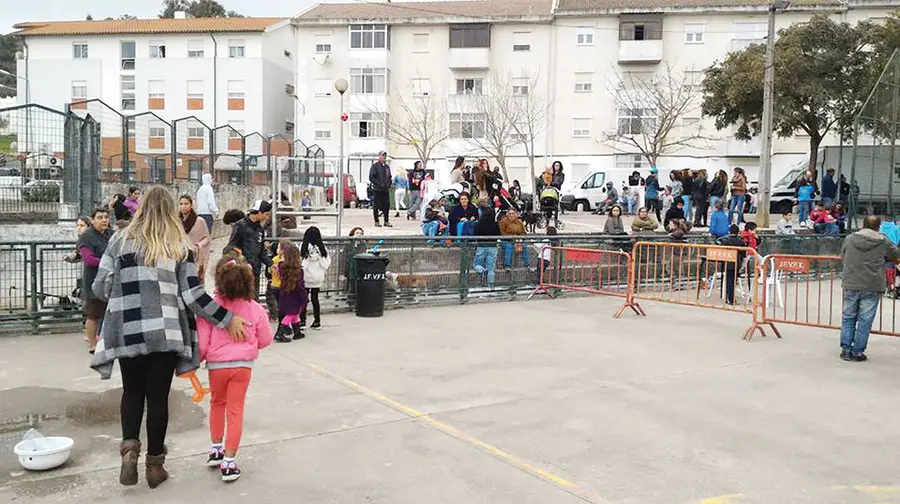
[197,254,274,482]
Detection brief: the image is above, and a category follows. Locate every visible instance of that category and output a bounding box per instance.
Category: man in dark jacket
[407,161,426,220]
[369,151,392,227]
[645,168,662,222]
[716,224,748,305]
[225,200,273,298]
[840,216,900,361]
[821,168,838,208]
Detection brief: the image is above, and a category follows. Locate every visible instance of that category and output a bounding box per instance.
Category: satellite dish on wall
[312,53,330,65]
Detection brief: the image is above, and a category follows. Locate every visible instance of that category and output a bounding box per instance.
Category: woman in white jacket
[300,226,331,329]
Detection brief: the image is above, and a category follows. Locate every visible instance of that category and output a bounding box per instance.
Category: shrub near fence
[0,234,846,336]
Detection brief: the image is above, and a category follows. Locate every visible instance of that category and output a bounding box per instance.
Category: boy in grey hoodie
[840,216,900,361]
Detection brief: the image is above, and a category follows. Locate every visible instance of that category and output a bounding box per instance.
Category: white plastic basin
[13,436,74,471]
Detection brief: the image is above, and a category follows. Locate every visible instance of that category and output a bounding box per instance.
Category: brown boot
[119,439,141,486]
[145,453,169,489]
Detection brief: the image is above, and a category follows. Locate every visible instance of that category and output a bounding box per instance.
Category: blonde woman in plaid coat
[90,186,248,489]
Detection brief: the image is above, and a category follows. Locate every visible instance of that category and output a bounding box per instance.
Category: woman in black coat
[692,170,710,227]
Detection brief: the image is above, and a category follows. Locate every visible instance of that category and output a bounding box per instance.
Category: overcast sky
[1,0,319,33]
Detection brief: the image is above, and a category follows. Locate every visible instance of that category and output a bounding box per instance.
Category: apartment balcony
[617,40,663,64]
[726,136,761,157]
[448,48,490,70]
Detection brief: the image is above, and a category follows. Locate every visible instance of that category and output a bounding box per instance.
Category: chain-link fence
[850,48,900,221]
[68,98,304,187]
[0,104,99,221]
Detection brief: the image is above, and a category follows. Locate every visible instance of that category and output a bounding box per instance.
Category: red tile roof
[13,18,287,37]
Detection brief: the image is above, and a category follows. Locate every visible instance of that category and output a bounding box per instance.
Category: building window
[413,33,430,53]
[150,41,166,59]
[188,40,205,58]
[187,121,205,150]
[227,80,245,110]
[350,113,386,138]
[512,31,530,51]
[188,126,205,138]
[449,113,486,139]
[148,80,165,110]
[121,41,136,70]
[229,121,245,136]
[73,43,88,59]
[685,24,705,44]
[187,80,203,110]
[411,78,431,96]
[149,122,167,148]
[285,120,295,133]
[731,22,767,51]
[71,81,87,101]
[228,40,245,58]
[576,28,594,46]
[349,24,390,49]
[449,23,490,48]
[188,160,202,181]
[314,79,333,97]
[315,41,332,53]
[120,75,135,111]
[574,73,593,93]
[512,77,529,96]
[456,78,483,95]
[615,154,646,171]
[285,83,295,96]
[617,108,657,135]
[314,122,332,140]
[619,18,663,41]
[126,117,136,138]
[349,67,388,94]
[573,118,591,137]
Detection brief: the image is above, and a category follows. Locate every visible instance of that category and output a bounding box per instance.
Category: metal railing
[0,234,846,336]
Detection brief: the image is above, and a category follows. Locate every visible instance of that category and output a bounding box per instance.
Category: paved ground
[2,295,900,504]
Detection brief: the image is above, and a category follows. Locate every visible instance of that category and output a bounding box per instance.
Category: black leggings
[373,191,390,224]
[120,352,178,456]
[646,198,662,222]
[301,288,321,324]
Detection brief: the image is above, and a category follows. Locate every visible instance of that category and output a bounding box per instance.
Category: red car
[326,173,358,208]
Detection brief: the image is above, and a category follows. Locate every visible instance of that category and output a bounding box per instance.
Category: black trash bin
[354,253,390,317]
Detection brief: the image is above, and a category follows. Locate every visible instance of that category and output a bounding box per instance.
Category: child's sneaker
[310,321,321,330]
[206,448,224,467]
[220,460,241,482]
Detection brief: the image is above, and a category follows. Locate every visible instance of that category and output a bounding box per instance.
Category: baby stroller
[486,174,518,221]
[537,186,565,230]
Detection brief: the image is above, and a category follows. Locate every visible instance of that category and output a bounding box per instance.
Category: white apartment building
[13,15,294,182]
[292,0,898,190]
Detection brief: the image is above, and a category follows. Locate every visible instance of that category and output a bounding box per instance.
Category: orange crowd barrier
[630,241,771,340]
[528,246,643,317]
[756,254,900,340]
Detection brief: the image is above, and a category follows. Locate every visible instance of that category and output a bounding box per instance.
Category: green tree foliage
[159,0,242,18]
[0,35,21,98]
[702,15,872,171]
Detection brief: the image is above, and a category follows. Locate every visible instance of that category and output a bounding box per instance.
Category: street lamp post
[334,78,349,236]
[757,0,790,228]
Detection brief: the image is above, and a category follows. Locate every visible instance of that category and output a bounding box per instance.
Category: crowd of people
[66,172,340,488]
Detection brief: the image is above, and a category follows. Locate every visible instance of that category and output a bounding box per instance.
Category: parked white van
[560,169,637,212]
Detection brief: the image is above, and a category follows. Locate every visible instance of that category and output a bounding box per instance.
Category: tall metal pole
[334,78,348,237]
[757,4,778,228]
[337,92,345,236]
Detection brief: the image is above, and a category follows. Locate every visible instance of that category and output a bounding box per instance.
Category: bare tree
[603,64,714,167]
[467,76,521,181]
[508,72,551,203]
[363,89,451,170]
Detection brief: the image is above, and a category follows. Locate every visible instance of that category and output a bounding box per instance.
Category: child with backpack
[198,254,274,482]
[274,240,308,342]
[300,226,332,329]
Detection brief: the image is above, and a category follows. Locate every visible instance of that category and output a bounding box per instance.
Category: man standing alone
[840,216,900,361]
[369,151,392,227]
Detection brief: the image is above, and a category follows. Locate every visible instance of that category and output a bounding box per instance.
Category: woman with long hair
[90,186,247,490]
[730,167,748,224]
[450,156,466,185]
[179,195,211,282]
[709,169,728,213]
[300,226,332,329]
